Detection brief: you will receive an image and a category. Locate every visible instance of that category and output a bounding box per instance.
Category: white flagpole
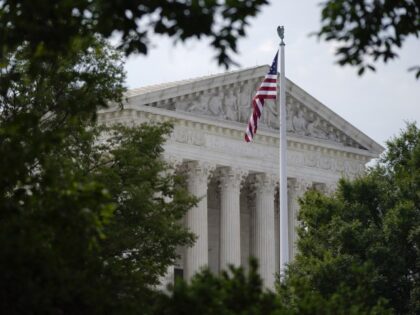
[277,26,289,275]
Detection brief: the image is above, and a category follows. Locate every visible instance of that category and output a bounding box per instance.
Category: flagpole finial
[277,26,285,45]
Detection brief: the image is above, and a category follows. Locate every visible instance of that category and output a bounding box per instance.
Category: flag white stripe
[256,90,277,96]
[260,82,277,88]
[246,129,253,139]
[249,117,255,130]
[256,98,263,112]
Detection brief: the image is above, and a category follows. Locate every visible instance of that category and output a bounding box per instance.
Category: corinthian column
[184,161,215,281]
[219,167,247,270]
[157,155,183,289]
[252,173,277,289]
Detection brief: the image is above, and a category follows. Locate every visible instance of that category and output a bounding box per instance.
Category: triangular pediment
[125,66,383,156]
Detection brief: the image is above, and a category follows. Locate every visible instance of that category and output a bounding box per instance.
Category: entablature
[98,105,376,164]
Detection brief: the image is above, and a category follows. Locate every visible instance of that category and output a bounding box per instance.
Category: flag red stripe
[264,95,277,99]
[258,87,277,91]
[263,79,277,83]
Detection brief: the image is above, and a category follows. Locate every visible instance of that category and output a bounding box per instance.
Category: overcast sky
[124,1,420,147]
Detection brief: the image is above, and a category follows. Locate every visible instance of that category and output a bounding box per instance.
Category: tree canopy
[0,0,269,68]
[317,0,420,78]
[281,123,420,314]
[153,260,285,315]
[0,1,272,312]
[151,258,390,315]
[2,1,419,313]
[0,38,196,313]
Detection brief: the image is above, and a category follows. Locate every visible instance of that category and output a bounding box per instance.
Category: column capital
[293,178,312,196]
[287,177,296,190]
[183,161,216,185]
[252,173,278,195]
[163,155,184,177]
[218,167,248,191]
[164,154,184,169]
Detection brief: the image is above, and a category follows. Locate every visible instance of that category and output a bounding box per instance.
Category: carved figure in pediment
[223,89,238,121]
[262,100,278,128]
[307,116,328,139]
[238,84,253,122]
[186,94,209,114]
[327,126,340,142]
[208,92,223,117]
[292,110,307,135]
[286,107,294,132]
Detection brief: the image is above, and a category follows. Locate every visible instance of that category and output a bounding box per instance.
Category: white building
[98,66,383,289]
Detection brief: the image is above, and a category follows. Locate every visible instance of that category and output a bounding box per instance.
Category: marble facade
[98,66,383,289]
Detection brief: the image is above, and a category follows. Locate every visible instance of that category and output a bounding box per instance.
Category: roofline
[125,65,268,105]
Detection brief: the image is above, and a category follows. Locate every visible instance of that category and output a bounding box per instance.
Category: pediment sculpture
[159,81,364,150]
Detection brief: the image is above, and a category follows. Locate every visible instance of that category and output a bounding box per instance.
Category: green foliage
[316,0,420,78]
[0,1,271,313]
[278,267,390,315]
[152,257,390,315]
[0,38,196,314]
[0,0,269,69]
[0,119,197,314]
[153,259,286,315]
[282,123,420,314]
[0,38,126,194]
[94,123,196,293]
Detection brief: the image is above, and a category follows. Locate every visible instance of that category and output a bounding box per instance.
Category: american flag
[244,52,278,142]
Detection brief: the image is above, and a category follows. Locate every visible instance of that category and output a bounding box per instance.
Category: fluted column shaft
[219,168,247,270]
[184,161,214,281]
[253,174,276,289]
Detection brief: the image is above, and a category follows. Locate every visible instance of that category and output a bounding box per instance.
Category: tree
[0,38,125,193]
[0,1,272,313]
[0,0,269,68]
[152,258,389,315]
[316,0,420,78]
[152,259,286,315]
[0,39,196,314]
[281,123,420,314]
[92,123,196,308]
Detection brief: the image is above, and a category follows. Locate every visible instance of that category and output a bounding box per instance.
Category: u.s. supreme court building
[98,65,383,289]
